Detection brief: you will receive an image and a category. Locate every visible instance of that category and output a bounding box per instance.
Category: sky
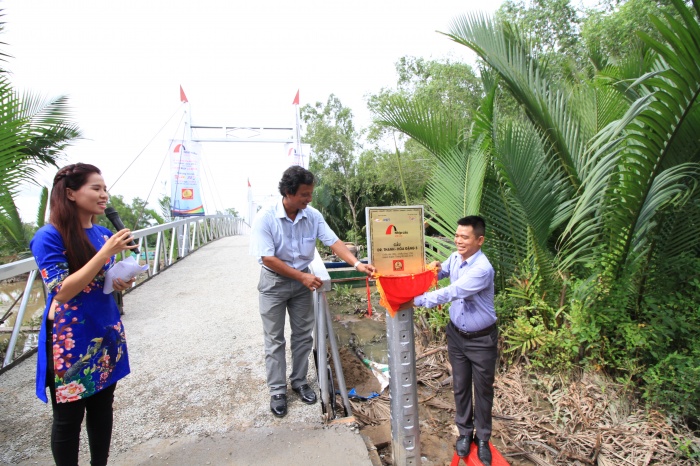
[4,0,503,224]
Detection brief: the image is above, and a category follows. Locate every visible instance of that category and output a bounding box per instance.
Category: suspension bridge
[0,223,376,465]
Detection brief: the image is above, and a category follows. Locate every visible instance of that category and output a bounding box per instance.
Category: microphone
[104,207,140,255]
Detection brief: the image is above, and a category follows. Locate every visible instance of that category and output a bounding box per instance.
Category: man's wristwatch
[353,261,361,270]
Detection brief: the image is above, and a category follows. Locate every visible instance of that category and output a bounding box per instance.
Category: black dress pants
[46,321,116,466]
[446,322,498,441]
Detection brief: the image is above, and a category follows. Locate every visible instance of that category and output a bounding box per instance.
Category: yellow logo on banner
[181,188,194,200]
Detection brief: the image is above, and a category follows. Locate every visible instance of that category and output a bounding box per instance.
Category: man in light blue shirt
[400,215,497,465]
[250,166,375,418]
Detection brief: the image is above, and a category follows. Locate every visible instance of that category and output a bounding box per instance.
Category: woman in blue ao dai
[30,163,138,466]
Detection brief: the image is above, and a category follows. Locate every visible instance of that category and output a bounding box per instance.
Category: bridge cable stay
[130,127,182,229]
[109,103,185,192]
[106,104,188,229]
[128,110,190,230]
[198,149,225,214]
[106,101,228,229]
[170,107,229,217]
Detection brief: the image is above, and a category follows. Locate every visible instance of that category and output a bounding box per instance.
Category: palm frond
[0,77,31,194]
[557,95,651,270]
[654,194,700,263]
[424,140,488,237]
[603,0,700,277]
[493,120,568,243]
[444,13,585,191]
[372,94,467,159]
[631,163,700,258]
[0,189,27,250]
[36,186,48,228]
[479,174,530,283]
[19,92,81,162]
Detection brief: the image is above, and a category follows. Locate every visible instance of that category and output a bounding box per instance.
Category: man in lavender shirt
[399,215,496,465]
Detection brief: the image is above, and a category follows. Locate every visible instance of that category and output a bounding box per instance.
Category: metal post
[323,292,352,417]
[314,290,330,420]
[386,307,421,465]
[3,269,38,367]
[154,231,163,274]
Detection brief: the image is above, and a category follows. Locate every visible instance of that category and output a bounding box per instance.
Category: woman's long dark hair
[49,163,101,273]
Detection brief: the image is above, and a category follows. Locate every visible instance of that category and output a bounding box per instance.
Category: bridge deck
[0,236,372,465]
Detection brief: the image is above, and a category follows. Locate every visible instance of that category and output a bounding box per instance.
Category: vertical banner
[169,140,205,216]
[366,206,425,275]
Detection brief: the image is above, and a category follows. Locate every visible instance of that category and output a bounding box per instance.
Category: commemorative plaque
[365,206,425,276]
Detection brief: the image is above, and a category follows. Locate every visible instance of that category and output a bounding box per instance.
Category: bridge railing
[0,215,247,369]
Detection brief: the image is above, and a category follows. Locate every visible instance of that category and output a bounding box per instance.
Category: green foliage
[36,186,48,228]
[643,350,700,422]
[499,263,581,371]
[415,303,451,336]
[497,0,586,80]
[303,92,436,244]
[97,194,160,232]
[367,56,482,143]
[222,207,239,217]
[581,0,679,64]
[158,195,172,222]
[328,284,357,306]
[302,94,369,242]
[368,0,700,423]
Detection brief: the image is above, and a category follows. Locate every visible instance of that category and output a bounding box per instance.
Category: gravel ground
[0,235,371,465]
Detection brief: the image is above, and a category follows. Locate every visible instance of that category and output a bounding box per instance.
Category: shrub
[643,350,700,424]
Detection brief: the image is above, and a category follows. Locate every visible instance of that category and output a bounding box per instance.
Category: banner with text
[169,140,205,216]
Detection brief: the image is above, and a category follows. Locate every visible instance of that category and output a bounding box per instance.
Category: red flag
[180,85,188,103]
[292,89,299,105]
[374,267,438,317]
[247,178,251,187]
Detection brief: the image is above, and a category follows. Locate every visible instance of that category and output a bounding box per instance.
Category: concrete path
[0,235,373,465]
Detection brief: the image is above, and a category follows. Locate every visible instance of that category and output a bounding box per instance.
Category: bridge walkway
[0,235,372,465]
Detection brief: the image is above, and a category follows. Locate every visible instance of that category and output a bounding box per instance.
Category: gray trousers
[446,322,498,441]
[258,267,314,396]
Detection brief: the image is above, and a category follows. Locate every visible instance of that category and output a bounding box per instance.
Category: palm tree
[0,16,81,257]
[372,0,700,349]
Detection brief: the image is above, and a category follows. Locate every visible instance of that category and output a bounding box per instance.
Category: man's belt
[262,266,309,276]
[449,321,497,339]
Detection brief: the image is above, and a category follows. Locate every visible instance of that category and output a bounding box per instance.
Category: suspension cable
[130,111,188,229]
[109,103,184,192]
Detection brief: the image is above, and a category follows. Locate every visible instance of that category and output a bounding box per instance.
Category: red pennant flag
[180,85,188,103]
[292,89,299,105]
[247,178,251,187]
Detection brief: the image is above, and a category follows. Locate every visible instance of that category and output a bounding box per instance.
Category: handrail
[0,215,247,368]
[309,250,353,421]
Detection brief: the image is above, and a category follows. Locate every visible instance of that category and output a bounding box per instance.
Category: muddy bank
[335,334,699,465]
[327,284,699,465]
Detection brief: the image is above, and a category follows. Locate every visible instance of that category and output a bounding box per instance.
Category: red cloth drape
[374,266,438,317]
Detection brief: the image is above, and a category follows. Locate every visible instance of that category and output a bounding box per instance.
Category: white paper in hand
[103,256,149,294]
